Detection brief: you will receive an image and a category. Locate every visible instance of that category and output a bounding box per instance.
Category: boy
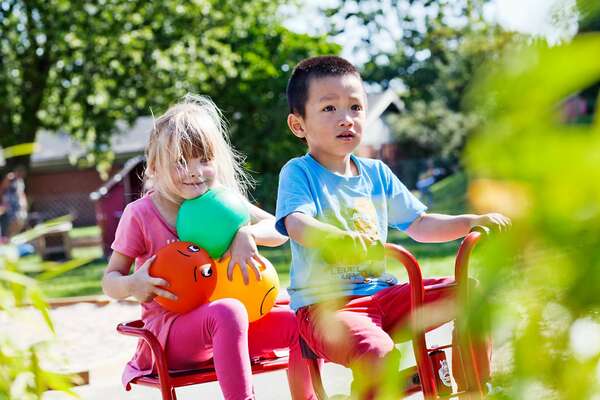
[275,55,510,398]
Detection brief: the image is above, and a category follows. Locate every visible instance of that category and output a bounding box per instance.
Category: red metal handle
[455,225,489,290]
[454,226,490,397]
[384,243,438,397]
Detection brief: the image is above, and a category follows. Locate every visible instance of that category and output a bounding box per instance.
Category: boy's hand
[320,231,384,266]
[222,225,262,285]
[471,213,511,232]
[351,232,385,262]
[129,255,177,303]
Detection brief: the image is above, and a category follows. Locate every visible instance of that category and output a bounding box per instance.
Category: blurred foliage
[1,235,81,398]
[427,170,468,215]
[327,0,522,162]
[0,0,338,208]
[462,25,600,400]
[1,136,83,399]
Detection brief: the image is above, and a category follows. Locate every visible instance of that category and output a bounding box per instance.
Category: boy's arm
[285,212,379,265]
[406,212,511,243]
[284,212,354,248]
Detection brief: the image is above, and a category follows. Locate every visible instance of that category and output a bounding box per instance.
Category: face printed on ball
[150,241,218,313]
[209,255,279,322]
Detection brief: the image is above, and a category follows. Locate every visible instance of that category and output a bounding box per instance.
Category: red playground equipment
[117,227,489,399]
[389,225,490,399]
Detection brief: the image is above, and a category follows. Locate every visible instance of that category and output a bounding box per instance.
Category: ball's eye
[200,265,213,277]
[188,245,200,253]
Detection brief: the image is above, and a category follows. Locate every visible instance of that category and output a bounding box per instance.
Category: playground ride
[122,227,492,400]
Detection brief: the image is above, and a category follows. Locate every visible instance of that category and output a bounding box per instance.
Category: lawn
[34,172,472,299]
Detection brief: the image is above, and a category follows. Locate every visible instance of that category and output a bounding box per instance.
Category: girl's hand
[221,225,263,285]
[471,213,511,232]
[128,255,177,303]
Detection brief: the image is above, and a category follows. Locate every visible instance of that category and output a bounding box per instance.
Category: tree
[1,1,227,168]
[576,0,600,120]
[325,0,518,164]
[208,26,340,208]
[1,0,338,207]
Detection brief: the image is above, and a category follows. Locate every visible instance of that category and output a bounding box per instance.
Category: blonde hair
[145,94,252,203]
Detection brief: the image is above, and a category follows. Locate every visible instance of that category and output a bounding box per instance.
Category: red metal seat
[116,298,301,400]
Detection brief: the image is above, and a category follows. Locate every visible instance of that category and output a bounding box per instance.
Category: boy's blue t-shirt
[275,154,427,311]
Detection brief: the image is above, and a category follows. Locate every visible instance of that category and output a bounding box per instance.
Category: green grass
[34,172,471,298]
[27,246,106,298]
[428,171,469,215]
[68,225,101,239]
[38,259,107,298]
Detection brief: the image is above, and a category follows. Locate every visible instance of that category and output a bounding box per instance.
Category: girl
[102,94,316,400]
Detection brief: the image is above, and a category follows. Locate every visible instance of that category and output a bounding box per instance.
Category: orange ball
[149,242,218,313]
[209,255,279,322]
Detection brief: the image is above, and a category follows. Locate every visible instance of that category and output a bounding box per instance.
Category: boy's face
[288,74,366,165]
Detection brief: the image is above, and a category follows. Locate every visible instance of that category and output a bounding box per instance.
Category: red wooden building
[90,156,145,257]
[26,117,152,227]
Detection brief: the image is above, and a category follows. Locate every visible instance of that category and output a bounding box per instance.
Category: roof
[362,89,405,148]
[89,155,145,201]
[366,90,404,126]
[31,117,153,169]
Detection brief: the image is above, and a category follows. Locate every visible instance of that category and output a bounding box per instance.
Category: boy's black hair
[286,55,361,117]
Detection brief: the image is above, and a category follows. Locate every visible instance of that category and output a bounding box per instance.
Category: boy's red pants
[296,277,491,396]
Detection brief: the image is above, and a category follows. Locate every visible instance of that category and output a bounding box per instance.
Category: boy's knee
[351,334,394,364]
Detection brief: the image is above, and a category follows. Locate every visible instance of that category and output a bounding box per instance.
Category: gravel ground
[2,300,475,399]
[1,300,140,376]
[1,300,355,399]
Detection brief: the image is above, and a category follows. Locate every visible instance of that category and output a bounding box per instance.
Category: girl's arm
[102,251,176,302]
[406,212,511,243]
[243,203,288,247]
[222,203,287,284]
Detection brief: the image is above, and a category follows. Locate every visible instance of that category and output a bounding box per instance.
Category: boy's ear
[287,113,306,139]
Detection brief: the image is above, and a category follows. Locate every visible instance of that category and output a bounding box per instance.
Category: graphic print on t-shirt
[342,197,380,243]
[320,197,385,283]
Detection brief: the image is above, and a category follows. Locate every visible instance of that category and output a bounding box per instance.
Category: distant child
[275,56,510,398]
[102,94,316,400]
[0,166,28,238]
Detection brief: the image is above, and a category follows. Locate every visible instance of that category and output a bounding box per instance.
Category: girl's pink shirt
[111,193,180,386]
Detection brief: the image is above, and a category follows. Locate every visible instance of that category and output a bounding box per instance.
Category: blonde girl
[102,94,316,400]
